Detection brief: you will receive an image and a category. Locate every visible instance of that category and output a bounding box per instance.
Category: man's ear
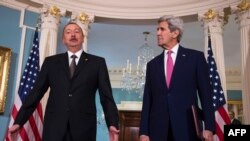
[172,30,179,38]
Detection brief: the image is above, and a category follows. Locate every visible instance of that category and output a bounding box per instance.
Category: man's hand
[109,126,119,141]
[203,130,213,141]
[140,135,150,141]
[7,124,20,141]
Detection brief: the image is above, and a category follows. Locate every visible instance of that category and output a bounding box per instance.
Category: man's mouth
[70,38,77,42]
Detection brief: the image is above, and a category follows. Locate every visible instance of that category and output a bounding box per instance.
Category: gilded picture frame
[0,46,12,113]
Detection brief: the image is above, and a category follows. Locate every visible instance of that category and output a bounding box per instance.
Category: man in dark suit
[229,111,241,125]
[8,22,119,141]
[139,15,215,141]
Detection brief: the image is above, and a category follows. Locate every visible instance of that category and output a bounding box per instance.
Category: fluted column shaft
[39,5,61,64]
[199,9,229,141]
[234,8,250,124]
[199,10,228,100]
[39,5,62,115]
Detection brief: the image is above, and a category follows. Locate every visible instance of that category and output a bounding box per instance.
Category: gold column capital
[203,9,217,21]
[49,6,61,17]
[199,8,229,26]
[237,0,250,12]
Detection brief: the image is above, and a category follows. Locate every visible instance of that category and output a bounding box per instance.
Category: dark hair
[63,22,84,36]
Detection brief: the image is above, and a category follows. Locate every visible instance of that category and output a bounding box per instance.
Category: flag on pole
[207,35,231,141]
[6,27,43,141]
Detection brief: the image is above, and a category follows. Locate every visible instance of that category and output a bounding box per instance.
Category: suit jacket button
[69,94,72,97]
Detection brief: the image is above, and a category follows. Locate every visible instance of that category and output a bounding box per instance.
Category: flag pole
[5,17,43,141]
[207,26,231,141]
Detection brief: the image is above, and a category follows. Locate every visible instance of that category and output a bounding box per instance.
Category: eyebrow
[64,28,82,33]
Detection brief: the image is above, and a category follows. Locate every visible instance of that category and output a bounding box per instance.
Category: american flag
[207,36,231,141]
[6,27,43,141]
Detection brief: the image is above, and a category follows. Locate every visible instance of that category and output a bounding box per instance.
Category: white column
[199,9,229,141]
[71,11,94,52]
[232,1,250,124]
[39,5,64,115]
[199,9,228,100]
[39,5,63,63]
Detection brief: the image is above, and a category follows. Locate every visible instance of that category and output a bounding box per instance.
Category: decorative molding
[204,9,221,21]
[236,0,250,12]
[117,101,142,111]
[70,11,95,52]
[41,5,66,18]
[231,0,250,28]
[38,5,65,31]
[29,0,240,19]
[109,68,242,90]
[70,11,94,32]
[0,0,39,13]
[198,8,227,28]
[226,68,242,90]
[49,5,61,17]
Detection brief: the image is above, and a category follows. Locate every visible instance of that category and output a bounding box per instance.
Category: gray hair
[158,15,184,42]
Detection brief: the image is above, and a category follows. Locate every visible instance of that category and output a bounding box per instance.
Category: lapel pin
[182,54,186,57]
[85,58,88,61]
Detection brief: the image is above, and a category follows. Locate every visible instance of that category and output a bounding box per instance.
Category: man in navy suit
[8,22,119,141]
[139,15,215,141]
[229,111,241,125]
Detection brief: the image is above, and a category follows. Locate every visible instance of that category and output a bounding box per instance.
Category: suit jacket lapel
[60,52,71,79]
[169,46,187,88]
[156,51,168,90]
[59,52,88,79]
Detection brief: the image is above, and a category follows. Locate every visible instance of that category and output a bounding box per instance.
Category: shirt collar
[164,43,179,55]
[68,49,83,59]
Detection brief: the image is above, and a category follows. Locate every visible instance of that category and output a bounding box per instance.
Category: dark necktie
[69,55,77,78]
[166,50,173,87]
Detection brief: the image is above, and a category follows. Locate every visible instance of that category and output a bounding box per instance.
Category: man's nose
[70,33,76,37]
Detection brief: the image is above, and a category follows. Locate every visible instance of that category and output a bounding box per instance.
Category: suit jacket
[232,118,241,125]
[139,46,215,141]
[15,51,119,141]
